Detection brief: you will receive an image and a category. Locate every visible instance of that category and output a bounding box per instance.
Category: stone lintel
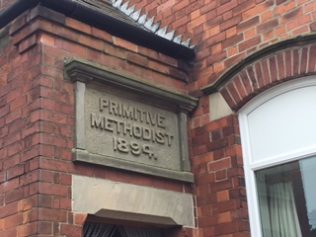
[72,175,195,227]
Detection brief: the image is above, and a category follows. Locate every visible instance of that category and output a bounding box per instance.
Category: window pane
[247,86,316,163]
[256,157,316,237]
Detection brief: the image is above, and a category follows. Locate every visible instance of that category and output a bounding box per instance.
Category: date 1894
[113,137,157,160]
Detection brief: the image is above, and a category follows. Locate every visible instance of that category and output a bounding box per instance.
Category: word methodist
[90,97,175,160]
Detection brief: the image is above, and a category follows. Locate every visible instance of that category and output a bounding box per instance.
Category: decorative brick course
[220,42,316,110]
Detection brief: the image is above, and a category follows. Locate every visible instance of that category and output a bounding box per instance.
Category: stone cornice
[64,58,198,113]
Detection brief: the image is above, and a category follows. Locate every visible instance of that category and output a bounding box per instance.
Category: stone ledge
[72,175,195,227]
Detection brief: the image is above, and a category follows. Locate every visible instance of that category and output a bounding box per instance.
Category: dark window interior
[83,222,164,237]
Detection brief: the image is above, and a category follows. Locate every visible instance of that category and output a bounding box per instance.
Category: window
[83,222,163,237]
[239,77,316,237]
[257,157,316,237]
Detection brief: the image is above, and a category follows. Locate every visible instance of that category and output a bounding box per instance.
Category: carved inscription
[69,60,195,180]
[84,85,181,171]
[90,97,175,160]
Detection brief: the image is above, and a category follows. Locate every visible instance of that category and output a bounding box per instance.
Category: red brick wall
[0,7,194,237]
[119,1,316,236]
[124,1,316,237]
[0,25,44,236]
[1,0,316,237]
[129,0,316,90]
[220,42,316,110]
[190,115,248,237]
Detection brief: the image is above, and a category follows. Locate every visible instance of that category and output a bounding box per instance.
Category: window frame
[238,76,316,237]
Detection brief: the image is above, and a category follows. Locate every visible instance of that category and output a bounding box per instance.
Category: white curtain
[258,179,303,237]
[268,182,302,237]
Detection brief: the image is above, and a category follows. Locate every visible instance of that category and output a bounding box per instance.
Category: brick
[217,211,232,223]
[283,8,301,19]
[38,221,53,235]
[226,26,237,38]
[232,0,254,15]
[260,59,271,87]
[17,222,38,237]
[65,18,91,35]
[268,56,278,82]
[257,19,279,33]
[242,4,266,19]
[276,0,287,5]
[3,213,23,229]
[91,27,113,43]
[220,88,237,110]
[214,222,237,235]
[216,190,229,202]
[38,183,68,197]
[207,52,227,65]
[5,188,24,204]
[246,65,259,90]
[233,75,247,100]
[283,49,292,78]
[226,82,242,104]
[292,48,300,76]
[201,1,216,14]
[113,37,138,52]
[0,228,17,237]
[3,154,20,171]
[126,52,148,67]
[299,47,308,75]
[217,0,238,15]
[308,45,316,73]
[222,34,243,48]
[6,165,24,180]
[220,15,242,31]
[239,70,253,95]
[18,34,38,54]
[276,52,286,81]
[0,202,18,219]
[215,169,228,182]
[208,157,232,172]
[199,215,217,227]
[237,16,259,31]
[206,32,226,46]
[38,208,67,222]
[238,36,260,52]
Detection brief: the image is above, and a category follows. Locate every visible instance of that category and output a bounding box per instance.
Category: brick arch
[204,37,316,111]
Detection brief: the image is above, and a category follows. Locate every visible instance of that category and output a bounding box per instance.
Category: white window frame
[238,76,316,237]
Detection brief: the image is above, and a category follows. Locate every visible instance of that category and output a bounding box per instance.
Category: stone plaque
[65,59,197,182]
[85,84,181,170]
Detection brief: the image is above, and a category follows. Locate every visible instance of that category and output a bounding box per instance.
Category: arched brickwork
[214,38,316,111]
